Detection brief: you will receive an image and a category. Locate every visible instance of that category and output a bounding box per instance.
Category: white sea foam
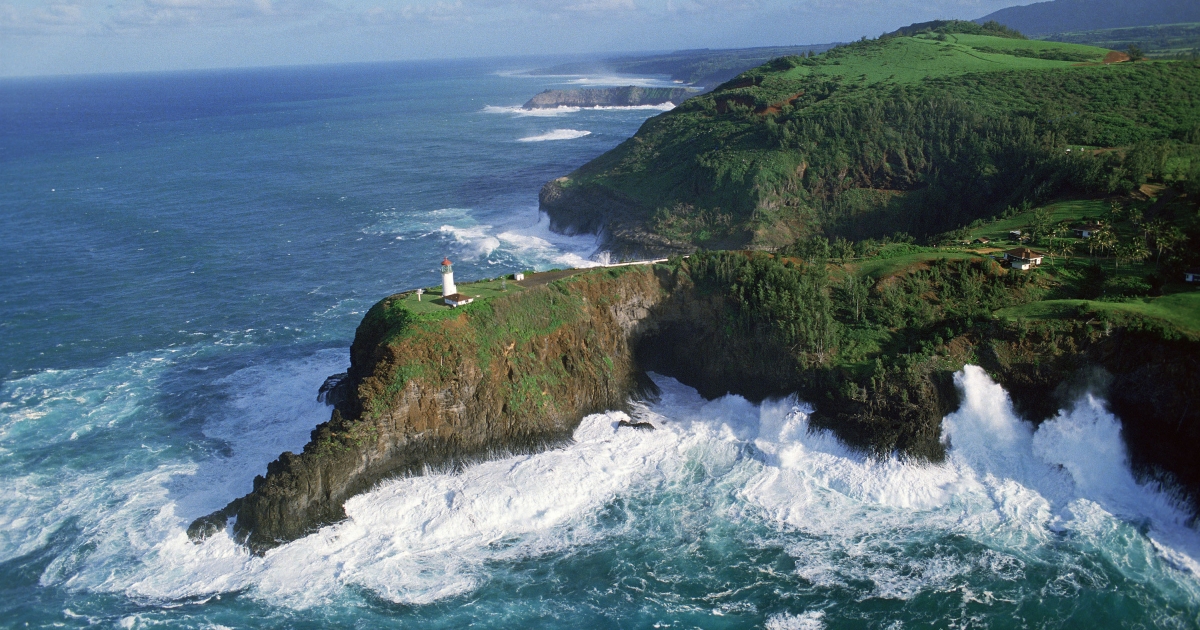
[563,75,681,88]
[517,129,592,142]
[8,360,1200,613]
[766,611,826,630]
[438,224,502,259]
[482,105,580,117]
[482,103,675,117]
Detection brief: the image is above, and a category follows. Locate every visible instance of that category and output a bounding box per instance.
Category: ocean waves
[51,366,1193,620]
[482,103,675,117]
[4,348,1198,624]
[517,129,591,142]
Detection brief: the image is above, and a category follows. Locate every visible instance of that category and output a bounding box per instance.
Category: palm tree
[1088,224,1117,263]
[1115,240,1149,271]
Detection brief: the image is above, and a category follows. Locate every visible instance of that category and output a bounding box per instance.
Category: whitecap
[517,129,592,142]
[481,105,580,117]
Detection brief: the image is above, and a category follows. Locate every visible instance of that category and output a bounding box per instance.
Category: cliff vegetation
[540,21,1200,255]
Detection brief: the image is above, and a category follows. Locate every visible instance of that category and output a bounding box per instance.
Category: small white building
[1186,269,1200,283]
[1072,223,1102,239]
[444,293,475,307]
[514,272,525,281]
[1004,247,1046,270]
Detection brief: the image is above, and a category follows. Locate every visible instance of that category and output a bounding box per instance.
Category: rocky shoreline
[191,263,1199,553]
[523,86,695,109]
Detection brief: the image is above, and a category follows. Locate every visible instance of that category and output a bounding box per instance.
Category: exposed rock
[617,419,655,431]
[191,264,1200,553]
[317,372,349,407]
[539,177,697,259]
[523,86,695,109]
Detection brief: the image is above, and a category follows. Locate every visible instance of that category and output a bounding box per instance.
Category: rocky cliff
[189,267,670,552]
[523,86,694,109]
[539,177,697,259]
[190,262,1200,553]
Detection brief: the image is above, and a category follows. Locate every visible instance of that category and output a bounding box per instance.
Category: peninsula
[191,20,1200,554]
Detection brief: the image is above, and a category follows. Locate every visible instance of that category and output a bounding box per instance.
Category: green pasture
[1041,22,1200,58]
[782,35,1109,85]
[994,291,1200,337]
[854,251,984,280]
[967,199,1109,243]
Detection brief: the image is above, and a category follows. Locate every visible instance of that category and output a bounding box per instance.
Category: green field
[555,19,1200,252]
[391,277,525,316]
[966,199,1109,244]
[1043,22,1200,59]
[854,251,984,279]
[781,34,1108,85]
[995,291,1200,338]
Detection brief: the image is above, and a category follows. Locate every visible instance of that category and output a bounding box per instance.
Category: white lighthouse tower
[441,257,456,296]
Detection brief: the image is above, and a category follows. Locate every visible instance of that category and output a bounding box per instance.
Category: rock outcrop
[190,267,671,552]
[523,86,694,109]
[539,177,697,259]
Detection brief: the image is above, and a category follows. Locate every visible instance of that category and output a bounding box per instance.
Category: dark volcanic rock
[617,419,655,431]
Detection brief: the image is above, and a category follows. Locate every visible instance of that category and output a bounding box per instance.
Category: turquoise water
[1,61,1198,628]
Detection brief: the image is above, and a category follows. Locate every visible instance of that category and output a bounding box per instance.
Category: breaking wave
[517,129,592,142]
[10,361,1193,615]
[481,103,675,117]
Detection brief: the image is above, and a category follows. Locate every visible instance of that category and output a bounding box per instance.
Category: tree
[1127,44,1144,61]
[843,274,870,322]
[1088,224,1117,262]
[1115,239,1149,271]
[1047,223,1074,266]
[1154,225,1188,264]
[1031,207,1054,244]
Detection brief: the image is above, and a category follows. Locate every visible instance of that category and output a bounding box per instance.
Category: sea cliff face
[190,267,669,552]
[191,262,1200,553]
[540,177,697,259]
[523,86,694,109]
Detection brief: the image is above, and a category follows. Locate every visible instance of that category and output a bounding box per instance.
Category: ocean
[1,59,1197,629]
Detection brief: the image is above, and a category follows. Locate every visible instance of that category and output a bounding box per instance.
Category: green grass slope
[550,21,1200,251]
[1042,22,1200,58]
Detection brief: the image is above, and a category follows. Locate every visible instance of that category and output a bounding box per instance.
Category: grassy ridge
[556,21,1200,250]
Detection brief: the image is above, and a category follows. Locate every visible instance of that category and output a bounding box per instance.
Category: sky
[0,0,1037,77]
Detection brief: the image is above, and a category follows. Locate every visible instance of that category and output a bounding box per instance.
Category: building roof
[1005,247,1046,259]
[444,293,472,302]
[1073,223,1102,230]
[442,258,452,266]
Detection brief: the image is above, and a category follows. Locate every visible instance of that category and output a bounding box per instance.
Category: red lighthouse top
[442,258,452,266]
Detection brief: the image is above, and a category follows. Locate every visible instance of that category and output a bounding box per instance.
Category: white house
[1004,247,1046,270]
[1186,269,1200,283]
[1072,223,1102,238]
[444,293,475,307]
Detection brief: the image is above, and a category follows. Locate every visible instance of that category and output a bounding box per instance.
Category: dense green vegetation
[553,21,1200,250]
[1043,22,1200,59]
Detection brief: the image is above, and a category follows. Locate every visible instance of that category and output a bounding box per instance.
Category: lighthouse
[441,257,456,296]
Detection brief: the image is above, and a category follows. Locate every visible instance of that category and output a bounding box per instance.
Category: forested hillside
[541,21,1200,253]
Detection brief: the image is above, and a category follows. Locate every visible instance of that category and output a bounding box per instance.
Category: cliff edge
[190,256,1200,553]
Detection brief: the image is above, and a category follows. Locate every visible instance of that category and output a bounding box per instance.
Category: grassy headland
[542,20,1200,253]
